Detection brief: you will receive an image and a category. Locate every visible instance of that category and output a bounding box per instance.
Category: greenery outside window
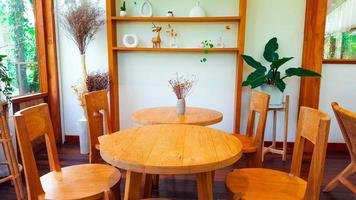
[0,0,40,96]
[324,0,356,61]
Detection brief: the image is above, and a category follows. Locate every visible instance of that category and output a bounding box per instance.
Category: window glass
[0,0,40,96]
[324,0,356,60]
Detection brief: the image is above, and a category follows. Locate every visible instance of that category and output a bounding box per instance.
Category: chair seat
[226,168,307,200]
[40,164,121,200]
[233,134,257,153]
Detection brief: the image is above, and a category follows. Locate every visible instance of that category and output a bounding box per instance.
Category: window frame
[323,0,356,64]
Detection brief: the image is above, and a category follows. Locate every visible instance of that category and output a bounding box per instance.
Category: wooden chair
[226,107,331,200]
[84,90,112,163]
[0,102,24,200]
[323,102,356,193]
[14,103,121,200]
[233,91,270,167]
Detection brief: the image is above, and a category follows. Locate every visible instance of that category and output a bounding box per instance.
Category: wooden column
[298,0,327,109]
[33,0,62,142]
[106,0,120,131]
[234,0,247,133]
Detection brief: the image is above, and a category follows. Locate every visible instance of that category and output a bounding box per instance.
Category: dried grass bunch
[86,72,110,92]
[61,1,105,54]
[169,73,197,100]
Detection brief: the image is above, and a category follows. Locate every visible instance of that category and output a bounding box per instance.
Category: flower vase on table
[176,99,186,115]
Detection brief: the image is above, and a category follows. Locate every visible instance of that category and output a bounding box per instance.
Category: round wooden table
[131,107,223,126]
[99,124,242,200]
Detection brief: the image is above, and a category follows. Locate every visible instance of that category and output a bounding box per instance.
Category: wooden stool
[0,102,24,200]
[263,95,289,161]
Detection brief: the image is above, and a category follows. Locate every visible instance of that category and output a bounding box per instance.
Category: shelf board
[111,16,241,22]
[113,47,239,53]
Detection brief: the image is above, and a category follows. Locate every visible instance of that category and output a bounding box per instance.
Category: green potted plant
[120,1,127,16]
[242,37,321,105]
[0,55,13,102]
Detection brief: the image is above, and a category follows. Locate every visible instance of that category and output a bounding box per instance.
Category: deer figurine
[152,23,162,48]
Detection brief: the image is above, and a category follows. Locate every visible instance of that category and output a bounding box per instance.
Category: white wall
[319,64,356,143]
[56,0,350,143]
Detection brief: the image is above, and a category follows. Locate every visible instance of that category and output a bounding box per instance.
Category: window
[0,0,40,96]
[324,0,356,60]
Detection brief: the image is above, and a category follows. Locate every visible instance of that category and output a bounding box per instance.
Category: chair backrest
[84,90,112,163]
[331,102,356,162]
[14,103,61,200]
[290,107,330,200]
[245,91,270,147]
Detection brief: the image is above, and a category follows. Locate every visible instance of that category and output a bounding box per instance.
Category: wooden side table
[263,96,290,161]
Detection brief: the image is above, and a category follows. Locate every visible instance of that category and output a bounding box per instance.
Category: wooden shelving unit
[111,16,241,22]
[106,0,247,132]
[113,47,239,53]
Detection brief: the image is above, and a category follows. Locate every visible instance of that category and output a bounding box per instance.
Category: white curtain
[325,0,356,34]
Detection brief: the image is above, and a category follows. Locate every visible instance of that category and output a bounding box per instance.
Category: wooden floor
[0,143,355,199]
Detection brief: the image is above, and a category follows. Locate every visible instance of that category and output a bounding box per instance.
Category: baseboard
[264,141,347,153]
[64,135,80,144]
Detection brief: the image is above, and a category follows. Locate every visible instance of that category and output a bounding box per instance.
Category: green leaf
[242,55,266,70]
[250,76,267,89]
[263,37,279,62]
[273,71,286,92]
[285,68,321,77]
[271,57,294,69]
[275,79,286,92]
[0,55,6,62]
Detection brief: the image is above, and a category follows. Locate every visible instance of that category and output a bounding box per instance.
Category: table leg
[143,174,153,198]
[196,171,214,200]
[124,171,143,200]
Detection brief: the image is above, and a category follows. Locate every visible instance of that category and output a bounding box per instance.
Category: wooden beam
[42,0,62,143]
[106,0,120,131]
[234,0,247,133]
[299,0,327,109]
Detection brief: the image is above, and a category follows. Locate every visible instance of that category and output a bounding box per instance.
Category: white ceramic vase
[189,2,206,17]
[260,84,284,106]
[78,115,89,154]
[176,99,186,115]
[120,10,127,16]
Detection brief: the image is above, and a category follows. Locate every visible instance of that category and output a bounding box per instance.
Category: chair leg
[246,152,262,168]
[110,179,121,200]
[152,174,159,190]
[323,163,356,193]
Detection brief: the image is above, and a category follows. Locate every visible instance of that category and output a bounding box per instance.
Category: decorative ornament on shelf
[189,1,206,17]
[139,0,153,17]
[242,37,321,106]
[0,55,13,102]
[169,73,197,115]
[120,1,127,16]
[200,40,214,63]
[166,24,178,48]
[60,1,105,107]
[152,23,162,48]
[123,34,139,48]
[166,11,174,17]
[216,25,231,48]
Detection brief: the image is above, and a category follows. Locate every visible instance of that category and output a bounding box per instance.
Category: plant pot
[120,10,127,16]
[260,84,284,106]
[78,115,89,154]
[176,99,186,115]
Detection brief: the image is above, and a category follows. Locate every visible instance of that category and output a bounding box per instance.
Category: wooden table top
[99,124,242,175]
[131,107,223,126]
